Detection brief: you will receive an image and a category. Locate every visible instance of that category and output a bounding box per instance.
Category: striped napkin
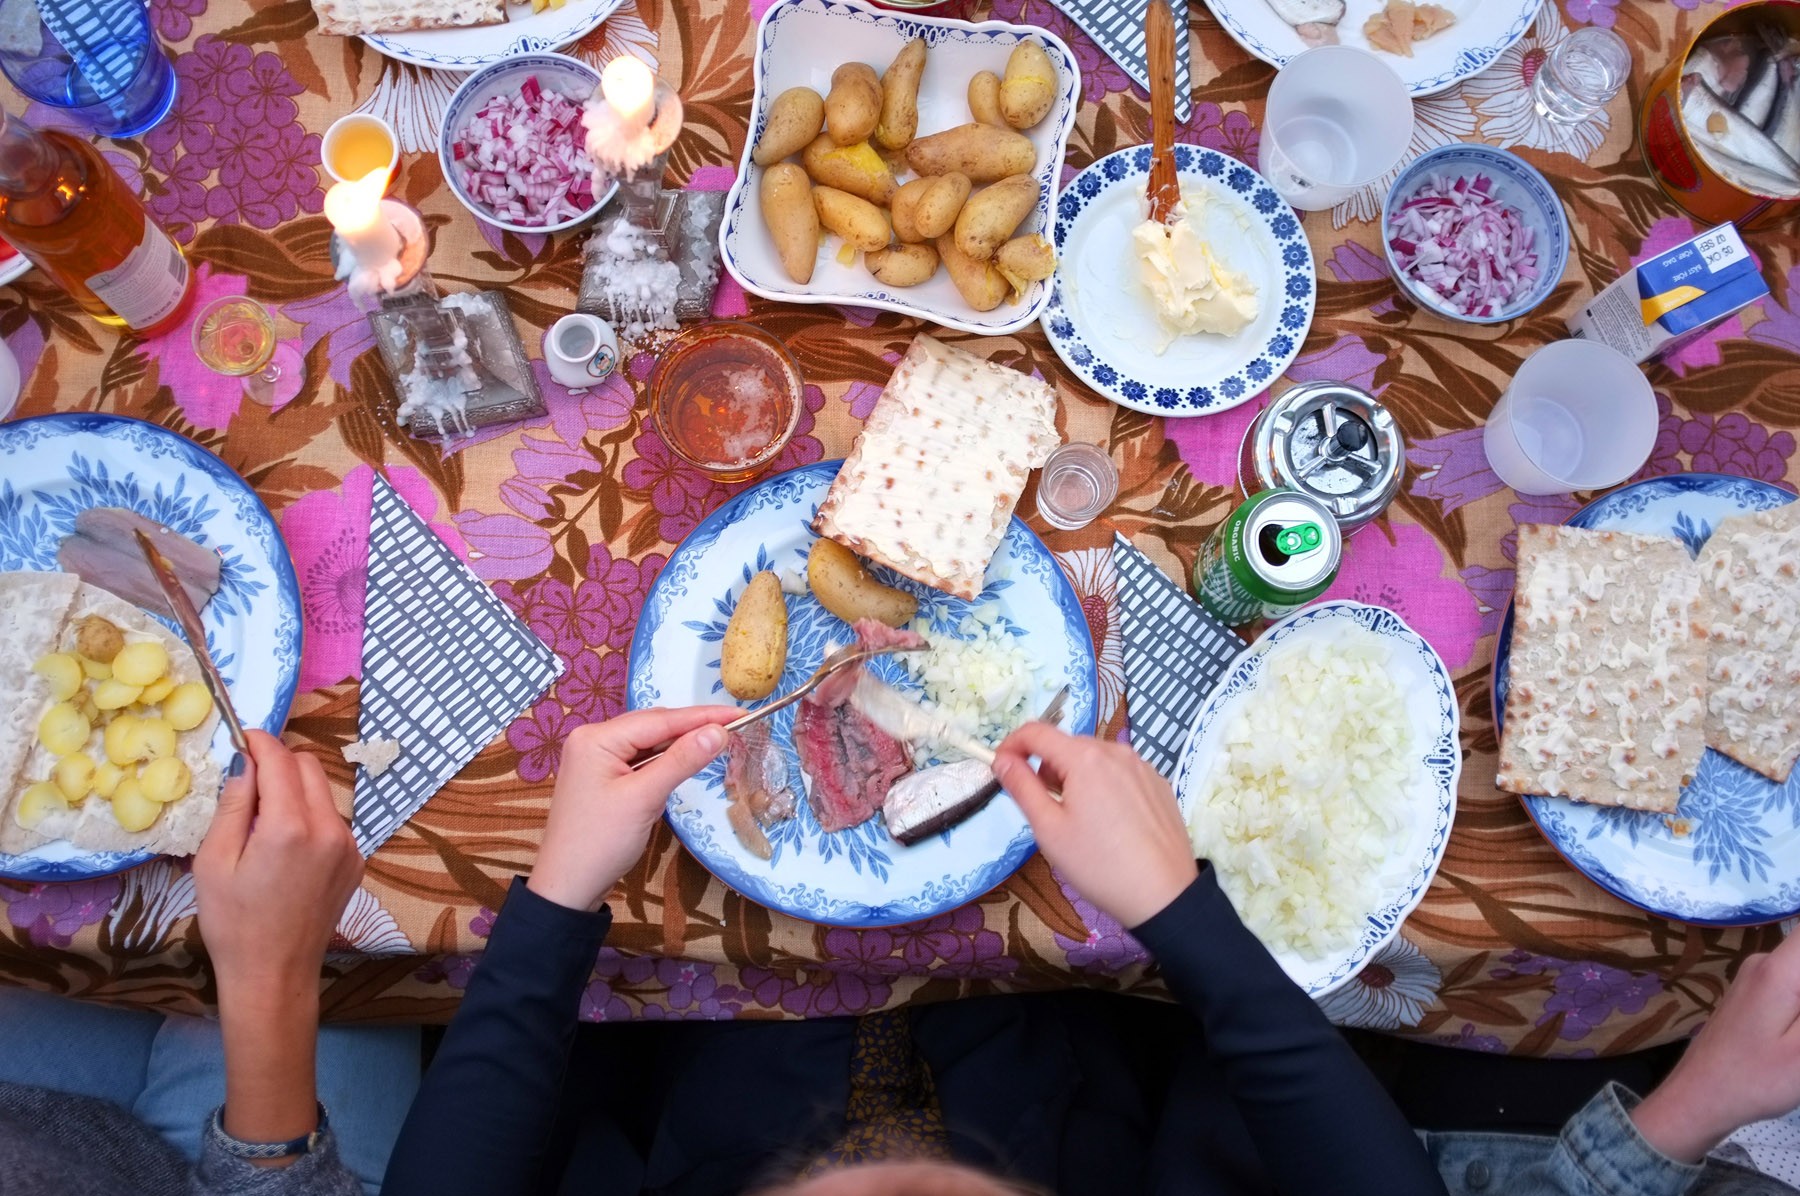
[1046,0,1194,121]
[1113,533,1243,777]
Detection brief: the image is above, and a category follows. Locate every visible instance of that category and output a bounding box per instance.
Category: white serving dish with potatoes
[720,0,1081,336]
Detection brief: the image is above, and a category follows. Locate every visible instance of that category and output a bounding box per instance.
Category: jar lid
[1248,382,1404,530]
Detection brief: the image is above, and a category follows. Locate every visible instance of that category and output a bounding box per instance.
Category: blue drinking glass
[0,0,177,139]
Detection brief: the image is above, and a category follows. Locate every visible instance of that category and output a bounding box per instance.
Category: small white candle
[324,166,401,272]
[601,56,655,132]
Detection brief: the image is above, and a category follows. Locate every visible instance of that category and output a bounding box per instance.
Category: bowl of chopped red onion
[439,54,614,235]
[1380,144,1569,325]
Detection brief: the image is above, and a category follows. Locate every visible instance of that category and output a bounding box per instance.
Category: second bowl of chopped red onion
[439,53,616,236]
[1380,144,1570,326]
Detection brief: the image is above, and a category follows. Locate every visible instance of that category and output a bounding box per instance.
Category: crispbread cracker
[0,572,80,831]
[1497,525,1706,814]
[813,334,1061,601]
[1697,500,1800,782]
[311,0,504,36]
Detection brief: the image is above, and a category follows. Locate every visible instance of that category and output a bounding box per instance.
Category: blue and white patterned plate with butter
[627,461,1099,929]
[1494,473,1800,926]
[1042,144,1315,418]
[0,415,302,883]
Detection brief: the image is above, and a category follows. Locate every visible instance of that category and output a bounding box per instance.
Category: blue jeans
[0,987,420,1195]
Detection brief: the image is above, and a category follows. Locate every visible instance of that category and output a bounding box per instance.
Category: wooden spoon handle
[1146,0,1181,224]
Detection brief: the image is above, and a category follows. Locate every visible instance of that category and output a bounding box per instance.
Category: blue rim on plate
[1041,144,1315,417]
[0,414,303,883]
[1494,473,1800,926]
[1172,601,1460,998]
[361,0,625,70]
[626,461,1099,928]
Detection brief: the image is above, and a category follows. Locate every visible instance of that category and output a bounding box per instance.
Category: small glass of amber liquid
[651,322,805,483]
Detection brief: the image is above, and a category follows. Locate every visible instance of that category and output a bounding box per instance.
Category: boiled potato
[800,135,897,205]
[875,37,927,150]
[140,675,178,705]
[80,656,111,681]
[968,70,1005,126]
[53,753,95,801]
[1000,41,1057,130]
[111,779,160,833]
[996,232,1058,298]
[32,653,82,702]
[15,782,68,830]
[39,702,91,757]
[720,572,788,701]
[825,62,881,146]
[75,616,124,664]
[905,123,1036,184]
[954,173,1039,262]
[75,692,100,724]
[163,681,213,732]
[104,713,141,765]
[139,757,192,804]
[92,760,125,799]
[889,178,930,243]
[112,640,169,687]
[913,172,971,240]
[814,186,890,253]
[807,539,918,628]
[138,717,177,761]
[761,163,820,286]
[937,233,1011,311]
[93,678,143,711]
[866,243,940,287]
[753,87,826,167]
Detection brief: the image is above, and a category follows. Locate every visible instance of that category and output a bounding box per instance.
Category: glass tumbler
[0,0,176,138]
[1532,27,1630,125]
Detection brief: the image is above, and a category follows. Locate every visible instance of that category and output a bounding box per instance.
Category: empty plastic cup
[1482,340,1657,496]
[0,0,176,138]
[1262,46,1414,211]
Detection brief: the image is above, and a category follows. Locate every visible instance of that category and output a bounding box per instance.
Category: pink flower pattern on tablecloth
[0,878,121,949]
[136,264,257,431]
[1325,522,1482,670]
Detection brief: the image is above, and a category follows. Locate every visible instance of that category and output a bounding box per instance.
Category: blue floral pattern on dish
[1495,473,1800,925]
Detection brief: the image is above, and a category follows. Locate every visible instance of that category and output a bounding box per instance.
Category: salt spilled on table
[590,218,681,341]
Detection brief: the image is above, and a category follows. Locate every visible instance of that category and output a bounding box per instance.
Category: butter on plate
[1131,186,1260,352]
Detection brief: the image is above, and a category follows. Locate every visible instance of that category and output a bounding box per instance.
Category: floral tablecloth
[0,0,1794,1055]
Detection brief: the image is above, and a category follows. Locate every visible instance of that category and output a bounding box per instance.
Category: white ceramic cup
[1262,46,1414,211]
[1483,340,1657,495]
[544,313,620,391]
[321,113,400,187]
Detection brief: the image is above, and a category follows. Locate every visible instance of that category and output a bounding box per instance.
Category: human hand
[527,706,740,913]
[1631,930,1800,1163]
[991,723,1197,929]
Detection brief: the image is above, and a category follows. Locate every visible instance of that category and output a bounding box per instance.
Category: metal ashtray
[1237,381,1404,534]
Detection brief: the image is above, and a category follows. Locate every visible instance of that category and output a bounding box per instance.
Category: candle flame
[324,166,390,236]
[600,56,655,127]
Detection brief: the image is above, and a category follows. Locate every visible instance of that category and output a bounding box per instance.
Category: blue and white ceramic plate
[0,415,302,882]
[1042,145,1315,418]
[361,0,624,70]
[627,462,1099,928]
[1200,0,1543,96]
[1172,602,1461,998]
[1495,473,1800,926]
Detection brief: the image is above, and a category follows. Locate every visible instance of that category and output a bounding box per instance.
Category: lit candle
[601,56,655,132]
[324,166,401,271]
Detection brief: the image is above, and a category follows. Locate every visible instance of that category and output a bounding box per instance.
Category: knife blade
[133,528,250,757]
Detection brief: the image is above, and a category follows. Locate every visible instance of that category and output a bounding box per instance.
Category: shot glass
[321,113,400,187]
[0,0,175,138]
[1036,443,1119,531]
[1262,46,1414,211]
[1532,27,1630,125]
[1483,340,1656,495]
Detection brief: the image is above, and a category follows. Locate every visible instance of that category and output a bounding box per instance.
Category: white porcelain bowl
[720,0,1082,336]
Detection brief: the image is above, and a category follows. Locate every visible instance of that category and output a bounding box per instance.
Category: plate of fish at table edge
[1493,473,1800,927]
[1199,0,1544,97]
[627,461,1100,929]
[0,414,303,882]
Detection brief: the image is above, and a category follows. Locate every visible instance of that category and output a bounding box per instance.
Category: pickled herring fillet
[1265,0,1343,46]
[57,508,220,619]
[1681,75,1800,197]
[722,722,796,861]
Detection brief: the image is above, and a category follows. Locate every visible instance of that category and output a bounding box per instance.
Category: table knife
[133,528,250,757]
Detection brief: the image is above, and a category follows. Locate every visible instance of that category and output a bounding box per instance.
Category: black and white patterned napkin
[1047,0,1193,121]
[352,475,563,856]
[1114,533,1244,777]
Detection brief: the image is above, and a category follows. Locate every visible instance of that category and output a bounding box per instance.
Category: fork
[629,642,927,769]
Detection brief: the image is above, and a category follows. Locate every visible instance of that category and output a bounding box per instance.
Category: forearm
[1629,1080,1728,1166]
[1133,867,1447,1196]
[218,981,322,1160]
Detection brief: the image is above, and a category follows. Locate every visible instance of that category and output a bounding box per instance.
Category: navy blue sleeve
[381,877,610,1196]
[1132,866,1448,1196]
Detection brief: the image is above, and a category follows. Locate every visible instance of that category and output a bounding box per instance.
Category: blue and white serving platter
[0,415,302,882]
[1172,601,1461,998]
[627,461,1099,928]
[1042,144,1315,418]
[1495,473,1800,927]
[361,0,625,70]
[1199,0,1543,97]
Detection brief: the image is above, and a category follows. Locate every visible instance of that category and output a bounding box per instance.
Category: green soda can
[1193,489,1342,624]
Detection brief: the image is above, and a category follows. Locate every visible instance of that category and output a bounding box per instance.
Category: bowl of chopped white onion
[439,53,615,235]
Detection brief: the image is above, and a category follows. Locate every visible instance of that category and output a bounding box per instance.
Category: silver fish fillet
[882,759,996,846]
[1768,57,1800,160]
[57,507,221,618]
[1739,52,1782,127]
[1687,35,1758,104]
[1681,74,1800,198]
[1265,0,1344,47]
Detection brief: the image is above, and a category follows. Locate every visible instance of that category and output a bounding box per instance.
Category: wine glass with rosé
[191,296,305,406]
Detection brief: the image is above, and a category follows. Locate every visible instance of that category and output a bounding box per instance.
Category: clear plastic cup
[1532,28,1630,125]
[1483,340,1657,495]
[1036,443,1119,531]
[1262,46,1414,211]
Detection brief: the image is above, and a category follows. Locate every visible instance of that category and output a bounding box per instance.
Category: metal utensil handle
[132,530,251,758]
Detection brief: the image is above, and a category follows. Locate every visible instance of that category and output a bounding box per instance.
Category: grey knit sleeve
[189,1114,363,1196]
